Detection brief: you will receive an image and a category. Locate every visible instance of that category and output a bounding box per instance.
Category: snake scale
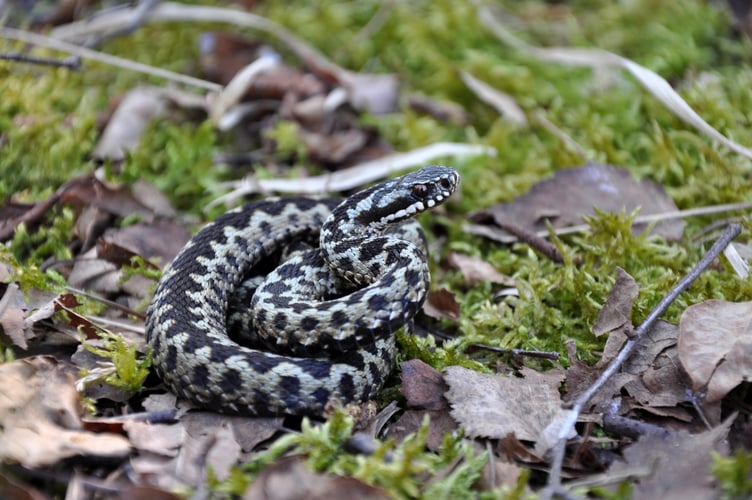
[145,166,460,416]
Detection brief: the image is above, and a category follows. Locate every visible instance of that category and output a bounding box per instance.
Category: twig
[0,52,81,69]
[493,219,564,263]
[66,285,147,321]
[81,0,159,48]
[50,2,349,81]
[543,222,742,498]
[0,27,221,91]
[428,327,560,361]
[602,413,671,440]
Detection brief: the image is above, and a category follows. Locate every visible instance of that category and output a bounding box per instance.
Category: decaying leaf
[591,267,638,337]
[423,288,460,321]
[389,360,457,451]
[678,300,752,403]
[244,456,390,500]
[470,164,684,241]
[128,417,244,489]
[606,418,732,499]
[181,411,282,453]
[444,366,571,452]
[567,320,695,422]
[0,356,130,467]
[400,359,449,411]
[448,252,515,286]
[387,409,458,453]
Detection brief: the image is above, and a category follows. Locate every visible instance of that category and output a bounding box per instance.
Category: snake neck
[319,166,459,286]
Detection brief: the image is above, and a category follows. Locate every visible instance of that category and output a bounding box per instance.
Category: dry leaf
[592,267,638,337]
[471,164,684,241]
[124,421,185,457]
[448,252,515,286]
[387,409,458,452]
[0,357,130,467]
[181,411,281,453]
[606,418,732,499]
[177,421,241,482]
[443,366,571,448]
[423,288,460,321]
[678,300,752,403]
[400,359,449,411]
[244,456,389,500]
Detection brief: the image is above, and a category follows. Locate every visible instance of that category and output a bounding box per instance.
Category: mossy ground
[2,0,752,497]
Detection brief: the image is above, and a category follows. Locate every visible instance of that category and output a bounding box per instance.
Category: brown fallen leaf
[0,469,48,500]
[678,299,752,403]
[177,421,241,483]
[181,411,282,453]
[400,359,449,411]
[470,163,684,241]
[391,360,458,451]
[621,321,693,409]
[606,418,732,499]
[444,366,572,454]
[124,421,185,457]
[447,252,515,286]
[387,409,458,452]
[0,356,130,467]
[423,288,461,321]
[244,456,389,500]
[61,174,153,222]
[591,267,638,338]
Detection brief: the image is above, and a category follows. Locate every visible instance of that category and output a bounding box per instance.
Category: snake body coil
[146,166,459,415]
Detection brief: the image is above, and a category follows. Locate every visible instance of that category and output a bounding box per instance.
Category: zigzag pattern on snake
[145,166,460,416]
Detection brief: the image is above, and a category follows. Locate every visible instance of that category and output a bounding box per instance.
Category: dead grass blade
[208,142,495,208]
[476,4,752,161]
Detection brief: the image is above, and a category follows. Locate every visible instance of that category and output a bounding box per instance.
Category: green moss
[0,60,99,202]
[713,449,752,499]
[9,207,75,264]
[0,245,66,293]
[216,410,489,499]
[83,332,152,392]
[117,120,221,213]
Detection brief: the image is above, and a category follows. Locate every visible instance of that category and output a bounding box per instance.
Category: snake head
[368,165,460,226]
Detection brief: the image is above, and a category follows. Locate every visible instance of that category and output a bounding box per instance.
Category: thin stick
[0,27,221,91]
[543,223,741,498]
[0,52,81,69]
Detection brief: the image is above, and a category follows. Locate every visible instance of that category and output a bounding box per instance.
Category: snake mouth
[378,169,459,225]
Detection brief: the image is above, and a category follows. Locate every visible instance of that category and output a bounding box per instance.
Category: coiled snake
[145,166,459,415]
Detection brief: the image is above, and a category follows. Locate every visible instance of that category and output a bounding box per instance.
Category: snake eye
[412,184,429,198]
